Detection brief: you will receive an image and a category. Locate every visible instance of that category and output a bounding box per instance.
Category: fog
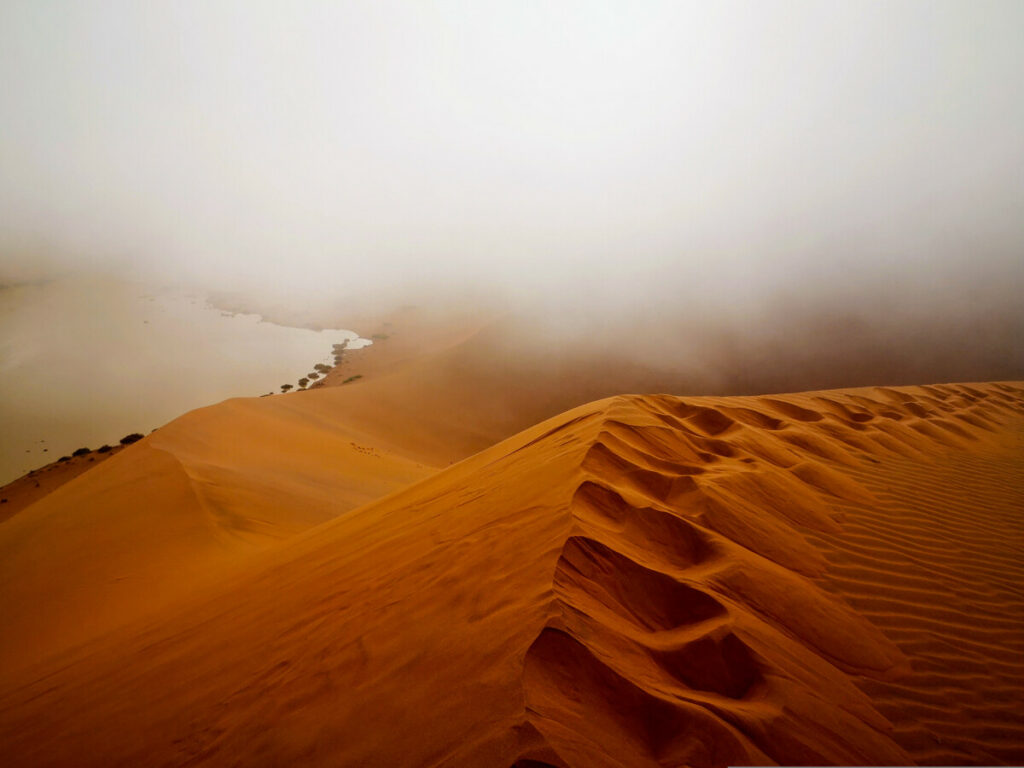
[2,1,1023,372]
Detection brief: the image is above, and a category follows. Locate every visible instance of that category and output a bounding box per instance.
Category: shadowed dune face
[0,382,1021,766]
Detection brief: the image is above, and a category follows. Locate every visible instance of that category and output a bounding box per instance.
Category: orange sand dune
[0,392,432,675]
[0,308,676,678]
[1,381,1021,766]
[313,315,690,464]
[0,445,124,524]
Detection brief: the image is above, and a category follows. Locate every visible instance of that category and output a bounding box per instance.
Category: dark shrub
[281,384,293,392]
[72,447,90,457]
[298,377,309,388]
[97,445,113,453]
[342,375,363,384]
[313,363,330,373]
[58,456,71,463]
[120,433,144,445]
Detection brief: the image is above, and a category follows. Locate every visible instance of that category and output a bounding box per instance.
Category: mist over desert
[2,2,1023,767]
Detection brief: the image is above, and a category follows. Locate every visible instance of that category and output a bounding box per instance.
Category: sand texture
[0,380,1021,766]
[0,445,125,524]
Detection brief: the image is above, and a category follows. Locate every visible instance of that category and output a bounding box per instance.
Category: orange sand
[0,445,124,524]
[0,328,1021,767]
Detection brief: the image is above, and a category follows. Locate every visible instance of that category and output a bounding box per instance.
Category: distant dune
[0,370,1021,766]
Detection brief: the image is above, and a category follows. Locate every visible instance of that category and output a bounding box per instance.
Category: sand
[1,308,1022,766]
[0,390,435,674]
[0,370,1020,766]
[0,445,125,524]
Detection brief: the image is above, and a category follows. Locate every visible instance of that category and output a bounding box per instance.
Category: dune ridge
[518,395,902,767]
[517,383,1024,767]
[0,382,1021,766]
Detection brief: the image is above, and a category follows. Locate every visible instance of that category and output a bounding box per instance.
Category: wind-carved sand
[0,375,1021,766]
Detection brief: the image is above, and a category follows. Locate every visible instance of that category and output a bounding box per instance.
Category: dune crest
[0,382,1021,766]
[520,394,911,767]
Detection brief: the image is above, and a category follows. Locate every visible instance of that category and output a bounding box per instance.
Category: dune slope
[795,385,1024,764]
[1,381,1021,766]
[311,316,689,465]
[0,390,433,676]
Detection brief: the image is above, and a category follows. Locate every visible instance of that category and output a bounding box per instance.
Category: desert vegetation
[332,341,349,366]
[119,433,144,445]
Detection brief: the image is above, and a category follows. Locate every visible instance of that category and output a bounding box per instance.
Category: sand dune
[310,315,693,464]
[0,391,433,675]
[0,378,1021,766]
[313,306,1024,469]
[0,445,124,524]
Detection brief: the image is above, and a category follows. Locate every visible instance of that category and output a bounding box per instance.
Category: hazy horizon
[2,1,1023,375]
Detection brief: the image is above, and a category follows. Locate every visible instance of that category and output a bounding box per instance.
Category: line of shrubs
[276,345,355,394]
[57,432,146,462]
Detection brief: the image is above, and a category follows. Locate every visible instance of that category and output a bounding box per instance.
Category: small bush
[120,433,144,445]
[281,384,293,392]
[313,363,330,373]
[298,377,309,388]
[58,455,71,463]
[342,375,363,384]
[308,372,319,380]
[72,447,90,457]
[97,445,113,453]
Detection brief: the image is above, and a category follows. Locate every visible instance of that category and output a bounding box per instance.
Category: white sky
[1,1,1022,308]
